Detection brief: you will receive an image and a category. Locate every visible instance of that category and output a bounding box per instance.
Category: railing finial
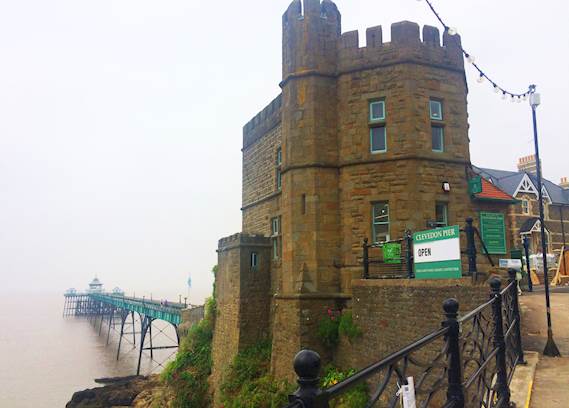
[289,350,326,407]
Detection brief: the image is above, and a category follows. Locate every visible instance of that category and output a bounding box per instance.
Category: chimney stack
[517,154,540,175]
[560,177,569,190]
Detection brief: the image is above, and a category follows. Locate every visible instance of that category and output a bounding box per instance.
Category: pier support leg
[149,319,153,359]
[116,310,128,360]
[106,308,115,345]
[132,312,136,347]
[137,316,150,376]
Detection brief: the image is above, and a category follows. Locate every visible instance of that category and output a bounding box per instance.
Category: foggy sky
[1,0,567,304]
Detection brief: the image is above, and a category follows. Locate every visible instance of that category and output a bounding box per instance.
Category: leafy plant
[160,265,218,407]
[220,340,294,408]
[321,366,369,408]
[338,311,362,342]
[317,309,341,347]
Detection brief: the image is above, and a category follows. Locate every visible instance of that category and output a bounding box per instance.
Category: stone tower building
[212,0,512,387]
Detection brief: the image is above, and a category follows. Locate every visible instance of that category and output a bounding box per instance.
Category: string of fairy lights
[417,0,534,102]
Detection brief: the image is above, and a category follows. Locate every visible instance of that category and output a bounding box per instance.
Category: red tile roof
[474,177,517,202]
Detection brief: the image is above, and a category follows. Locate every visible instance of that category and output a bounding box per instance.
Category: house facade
[476,155,569,255]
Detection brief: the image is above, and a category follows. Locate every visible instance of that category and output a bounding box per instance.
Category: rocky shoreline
[66,375,167,408]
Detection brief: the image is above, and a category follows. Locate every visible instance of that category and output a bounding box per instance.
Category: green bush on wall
[318,310,362,348]
[220,340,294,408]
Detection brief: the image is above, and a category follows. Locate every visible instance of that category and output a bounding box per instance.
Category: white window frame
[372,202,390,243]
[369,100,386,122]
[370,126,387,154]
[430,99,443,121]
[522,199,530,215]
[432,126,444,153]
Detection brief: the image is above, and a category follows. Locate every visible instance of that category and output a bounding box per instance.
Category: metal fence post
[489,278,511,405]
[288,350,328,408]
[406,231,414,279]
[443,298,465,408]
[465,218,477,279]
[363,238,370,279]
[523,236,533,292]
[508,269,526,364]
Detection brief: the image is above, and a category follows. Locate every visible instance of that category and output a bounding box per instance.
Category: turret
[282,0,341,79]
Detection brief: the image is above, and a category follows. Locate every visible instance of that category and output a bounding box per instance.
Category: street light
[529,85,561,357]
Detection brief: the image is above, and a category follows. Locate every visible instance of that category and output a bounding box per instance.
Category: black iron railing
[362,231,414,280]
[284,270,524,408]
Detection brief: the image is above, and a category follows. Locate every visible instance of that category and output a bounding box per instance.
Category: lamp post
[529,85,561,357]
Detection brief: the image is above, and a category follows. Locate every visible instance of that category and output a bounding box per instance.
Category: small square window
[435,202,448,227]
[369,101,385,122]
[430,100,443,120]
[432,126,444,152]
[370,127,387,153]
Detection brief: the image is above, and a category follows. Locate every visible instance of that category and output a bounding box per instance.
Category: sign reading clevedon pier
[413,225,462,279]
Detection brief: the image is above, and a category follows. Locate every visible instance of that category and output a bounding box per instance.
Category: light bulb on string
[510,95,515,103]
[523,94,528,101]
[517,96,522,103]
[477,74,485,84]
[494,85,500,94]
[467,54,475,64]
[502,92,507,100]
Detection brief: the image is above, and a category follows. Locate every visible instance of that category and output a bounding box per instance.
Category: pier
[63,278,190,375]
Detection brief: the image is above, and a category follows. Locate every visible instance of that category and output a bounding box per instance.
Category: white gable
[514,174,538,197]
[541,186,552,204]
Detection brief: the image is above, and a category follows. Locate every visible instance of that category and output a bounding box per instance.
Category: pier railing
[284,270,524,408]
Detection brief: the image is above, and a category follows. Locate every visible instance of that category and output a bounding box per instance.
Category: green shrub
[220,340,294,408]
[161,265,218,407]
[338,311,362,342]
[317,310,341,348]
[321,366,369,408]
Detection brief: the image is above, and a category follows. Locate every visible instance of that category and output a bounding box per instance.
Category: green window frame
[369,100,386,122]
[372,202,390,243]
[432,126,444,152]
[370,126,387,153]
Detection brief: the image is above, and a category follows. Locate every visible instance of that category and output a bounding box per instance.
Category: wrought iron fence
[284,270,524,408]
[362,232,414,280]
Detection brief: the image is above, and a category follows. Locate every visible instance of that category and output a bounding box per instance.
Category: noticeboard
[413,225,462,279]
[383,243,402,264]
[480,212,507,255]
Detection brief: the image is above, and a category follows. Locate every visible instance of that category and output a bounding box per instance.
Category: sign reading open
[413,225,462,279]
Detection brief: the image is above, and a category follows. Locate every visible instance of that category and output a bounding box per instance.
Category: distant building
[87,277,104,293]
[475,155,569,255]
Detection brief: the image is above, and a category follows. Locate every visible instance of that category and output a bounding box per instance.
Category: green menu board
[383,243,401,264]
[480,212,507,255]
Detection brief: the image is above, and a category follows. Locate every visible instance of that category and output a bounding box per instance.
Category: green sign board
[413,225,462,279]
[383,243,401,264]
[468,176,483,195]
[480,212,507,255]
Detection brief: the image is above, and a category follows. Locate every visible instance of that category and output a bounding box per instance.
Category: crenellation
[336,23,464,74]
[243,94,282,149]
[340,30,359,49]
[366,25,383,48]
[422,25,440,46]
[391,21,421,45]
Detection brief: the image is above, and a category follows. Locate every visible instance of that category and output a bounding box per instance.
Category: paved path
[519,289,569,407]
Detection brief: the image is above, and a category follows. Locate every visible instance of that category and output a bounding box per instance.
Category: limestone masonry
[211,0,568,394]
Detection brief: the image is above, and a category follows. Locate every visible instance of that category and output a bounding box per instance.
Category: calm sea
[0,293,176,408]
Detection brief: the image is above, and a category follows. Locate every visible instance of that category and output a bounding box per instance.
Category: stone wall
[210,234,272,403]
[335,278,491,371]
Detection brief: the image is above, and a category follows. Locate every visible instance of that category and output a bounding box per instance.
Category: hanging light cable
[417,0,533,98]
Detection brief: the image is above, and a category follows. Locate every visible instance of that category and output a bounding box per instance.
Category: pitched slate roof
[473,177,517,202]
[473,166,569,205]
